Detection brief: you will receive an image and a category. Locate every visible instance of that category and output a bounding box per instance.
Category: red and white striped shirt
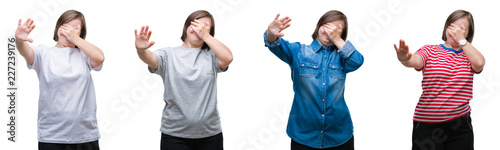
[413,44,477,123]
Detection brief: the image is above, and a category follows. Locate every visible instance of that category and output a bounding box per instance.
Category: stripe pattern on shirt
[414,44,474,123]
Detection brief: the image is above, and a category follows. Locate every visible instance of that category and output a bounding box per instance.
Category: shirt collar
[311,40,335,52]
[440,44,463,54]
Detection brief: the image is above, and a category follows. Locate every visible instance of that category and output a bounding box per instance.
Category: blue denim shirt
[264,30,364,148]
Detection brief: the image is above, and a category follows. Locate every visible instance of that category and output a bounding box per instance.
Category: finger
[279,16,290,22]
[30,24,36,30]
[338,24,343,30]
[274,13,280,20]
[135,29,138,37]
[283,23,291,29]
[283,18,292,26]
[18,19,22,26]
[140,26,145,34]
[27,19,34,27]
[149,41,155,47]
[399,39,405,49]
[191,21,202,27]
[27,38,33,43]
[145,26,150,34]
[147,30,152,39]
[394,44,399,51]
[23,18,30,26]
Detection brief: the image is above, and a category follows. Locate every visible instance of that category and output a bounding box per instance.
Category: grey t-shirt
[149,46,226,138]
[29,45,101,143]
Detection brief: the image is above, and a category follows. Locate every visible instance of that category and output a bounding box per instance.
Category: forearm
[332,38,346,50]
[15,40,34,65]
[203,36,233,69]
[136,48,158,69]
[400,54,423,69]
[462,43,484,72]
[266,30,278,43]
[73,38,104,68]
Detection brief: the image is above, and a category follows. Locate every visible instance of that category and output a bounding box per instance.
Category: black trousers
[291,136,354,150]
[412,113,474,150]
[161,132,223,150]
[39,140,99,150]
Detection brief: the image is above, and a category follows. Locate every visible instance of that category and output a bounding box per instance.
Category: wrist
[459,39,468,47]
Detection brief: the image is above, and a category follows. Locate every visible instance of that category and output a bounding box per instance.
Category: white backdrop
[1,0,499,149]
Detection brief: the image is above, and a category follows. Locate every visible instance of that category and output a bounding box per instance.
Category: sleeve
[263,30,300,65]
[212,51,228,73]
[83,53,103,71]
[414,45,430,72]
[27,45,44,71]
[339,40,364,73]
[148,49,166,75]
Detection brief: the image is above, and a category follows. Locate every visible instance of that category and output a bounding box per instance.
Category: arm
[134,26,158,70]
[339,41,364,72]
[266,14,291,44]
[14,19,35,66]
[323,23,346,50]
[60,24,104,68]
[394,39,424,69]
[462,43,484,72]
[191,20,233,69]
[263,14,297,64]
[448,24,485,72]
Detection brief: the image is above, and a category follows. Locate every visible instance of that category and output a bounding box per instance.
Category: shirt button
[332,66,335,68]
[322,99,325,102]
[324,55,326,57]
[302,64,304,67]
[322,114,325,117]
[323,83,325,85]
[323,68,325,71]
[321,130,323,133]
[313,66,316,68]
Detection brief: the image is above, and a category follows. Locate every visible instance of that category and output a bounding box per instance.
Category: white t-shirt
[28,45,102,143]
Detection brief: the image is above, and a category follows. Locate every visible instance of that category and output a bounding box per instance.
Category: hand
[15,18,36,43]
[394,39,412,62]
[190,20,211,40]
[267,14,291,37]
[447,23,466,43]
[59,24,81,43]
[323,23,343,42]
[135,26,155,50]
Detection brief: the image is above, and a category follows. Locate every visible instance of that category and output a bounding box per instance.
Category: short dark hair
[442,10,475,43]
[180,10,215,50]
[312,10,348,41]
[53,10,86,42]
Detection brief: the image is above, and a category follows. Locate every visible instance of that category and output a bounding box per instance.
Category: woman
[264,10,364,150]
[394,10,484,150]
[134,10,233,150]
[15,10,104,150]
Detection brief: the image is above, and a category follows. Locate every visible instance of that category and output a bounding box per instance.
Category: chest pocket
[328,63,346,79]
[299,62,319,78]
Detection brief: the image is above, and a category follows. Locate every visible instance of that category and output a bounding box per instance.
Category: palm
[135,26,154,50]
[135,35,150,49]
[394,39,411,61]
[268,14,291,37]
[15,19,35,42]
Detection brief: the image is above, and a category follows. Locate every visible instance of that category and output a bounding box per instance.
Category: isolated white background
[1,0,499,149]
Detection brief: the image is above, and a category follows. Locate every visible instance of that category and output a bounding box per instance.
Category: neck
[181,41,203,49]
[55,42,75,48]
[444,42,461,50]
[316,38,332,48]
